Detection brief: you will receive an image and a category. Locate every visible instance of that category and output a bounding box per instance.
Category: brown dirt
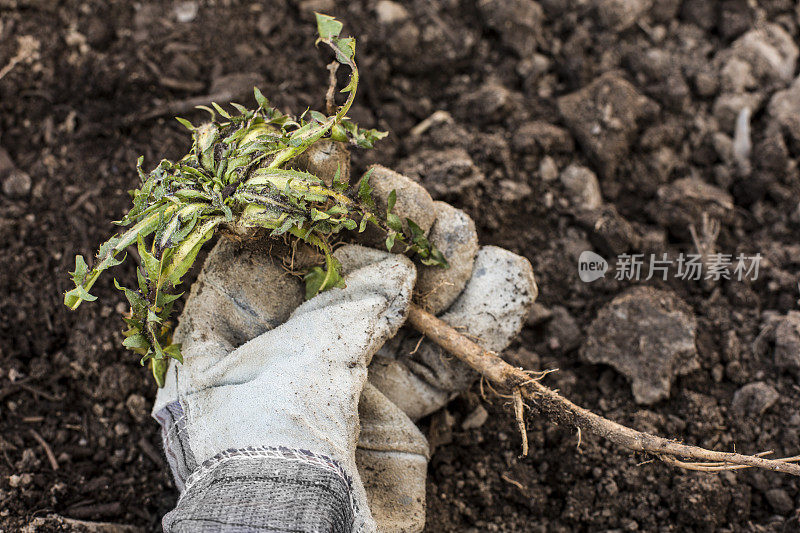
[1,0,799,531]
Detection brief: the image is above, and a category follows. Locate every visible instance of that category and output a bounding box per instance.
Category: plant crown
[64,14,448,386]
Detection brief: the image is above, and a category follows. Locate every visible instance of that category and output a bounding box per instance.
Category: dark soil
[2,0,800,531]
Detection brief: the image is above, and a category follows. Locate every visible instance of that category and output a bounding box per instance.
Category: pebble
[478,0,543,57]
[768,76,800,149]
[581,287,698,404]
[596,0,652,31]
[513,121,574,155]
[774,311,800,372]
[2,169,31,198]
[375,0,410,24]
[730,382,779,417]
[560,164,602,210]
[461,405,489,430]
[544,306,582,353]
[718,24,798,91]
[764,488,794,515]
[539,156,558,182]
[651,177,734,237]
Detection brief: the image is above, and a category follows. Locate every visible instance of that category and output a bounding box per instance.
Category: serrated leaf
[70,255,89,285]
[357,168,375,208]
[315,13,343,40]
[137,234,161,279]
[123,334,150,351]
[163,344,183,363]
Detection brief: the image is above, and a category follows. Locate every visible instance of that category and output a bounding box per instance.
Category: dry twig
[29,428,59,471]
[407,304,800,476]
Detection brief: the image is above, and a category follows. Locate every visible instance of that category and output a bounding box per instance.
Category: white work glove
[152,240,416,533]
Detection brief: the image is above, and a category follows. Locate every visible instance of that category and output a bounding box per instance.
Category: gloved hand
[152,240,417,532]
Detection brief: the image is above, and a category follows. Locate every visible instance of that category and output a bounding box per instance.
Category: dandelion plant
[64,14,447,386]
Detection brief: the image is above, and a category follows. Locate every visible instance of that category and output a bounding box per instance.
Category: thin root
[406,304,800,476]
[513,388,528,457]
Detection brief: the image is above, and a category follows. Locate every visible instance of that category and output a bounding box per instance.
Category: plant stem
[406,304,800,476]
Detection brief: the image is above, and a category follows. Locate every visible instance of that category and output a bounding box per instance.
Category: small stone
[2,169,31,198]
[497,179,532,202]
[717,24,798,91]
[545,306,582,353]
[775,311,800,372]
[478,0,543,57]
[526,302,553,327]
[560,164,602,210]
[764,488,793,515]
[461,405,489,430]
[575,205,638,255]
[125,394,148,423]
[8,473,32,488]
[114,423,130,437]
[719,0,753,40]
[582,287,698,404]
[731,382,779,417]
[174,1,198,22]
[768,77,800,150]
[375,0,410,24]
[539,156,558,182]
[713,92,762,133]
[558,73,659,177]
[596,0,652,31]
[456,80,514,123]
[513,121,574,155]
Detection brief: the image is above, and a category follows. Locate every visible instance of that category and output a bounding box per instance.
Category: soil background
[1,0,800,531]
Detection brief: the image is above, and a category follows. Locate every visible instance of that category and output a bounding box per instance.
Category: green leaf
[137,234,161,279]
[70,255,89,285]
[64,286,97,308]
[254,87,269,108]
[385,231,396,251]
[386,189,397,212]
[386,213,402,232]
[123,334,150,351]
[175,117,195,130]
[357,168,375,208]
[315,13,343,40]
[151,358,168,388]
[163,344,183,363]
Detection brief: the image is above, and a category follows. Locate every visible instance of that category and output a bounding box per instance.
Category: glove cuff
[161,444,368,533]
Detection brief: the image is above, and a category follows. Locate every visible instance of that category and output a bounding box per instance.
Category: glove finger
[415,201,479,314]
[356,165,437,252]
[369,246,536,419]
[440,245,537,351]
[356,383,428,532]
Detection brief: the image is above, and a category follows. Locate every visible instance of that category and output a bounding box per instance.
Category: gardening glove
[152,239,417,533]
[361,166,538,421]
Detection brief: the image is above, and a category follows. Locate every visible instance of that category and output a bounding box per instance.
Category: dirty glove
[152,241,416,533]
[362,166,538,421]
